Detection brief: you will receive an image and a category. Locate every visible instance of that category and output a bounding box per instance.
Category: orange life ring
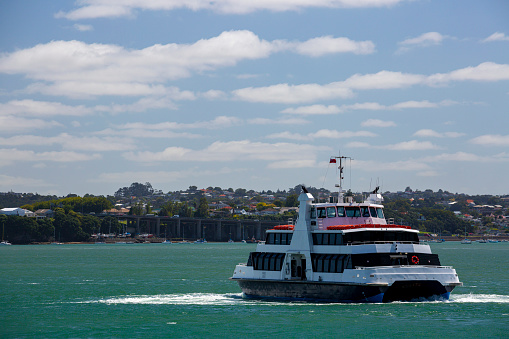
[411,255,419,265]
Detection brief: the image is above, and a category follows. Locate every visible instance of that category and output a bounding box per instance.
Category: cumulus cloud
[0,31,375,98]
[427,62,509,84]
[290,36,375,56]
[122,140,330,167]
[281,105,342,115]
[470,134,509,146]
[396,32,451,53]
[0,116,62,133]
[0,100,92,117]
[482,32,509,42]
[74,24,93,31]
[0,148,100,167]
[234,62,509,104]
[56,0,408,19]
[0,133,137,152]
[413,129,465,138]
[361,119,396,127]
[233,83,353,104]
[282,100,452,116]
[347,140,440,151]
[267,129,376,141]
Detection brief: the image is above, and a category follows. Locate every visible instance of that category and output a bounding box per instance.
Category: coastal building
[0,207,27,216]
[35,209,54,219]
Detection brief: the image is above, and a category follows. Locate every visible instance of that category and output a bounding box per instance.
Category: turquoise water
[1,242,508,338]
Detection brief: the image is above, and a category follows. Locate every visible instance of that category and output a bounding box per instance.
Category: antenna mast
[331,155,352,203]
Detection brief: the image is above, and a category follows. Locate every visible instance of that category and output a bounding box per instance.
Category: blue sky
[0,0,508,196]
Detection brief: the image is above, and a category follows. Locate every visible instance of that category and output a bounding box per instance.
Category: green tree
[284,194,298,207]
[195,197,209,218]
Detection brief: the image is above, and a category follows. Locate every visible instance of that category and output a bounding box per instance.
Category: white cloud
[428,62,509,84]
[400,32,446,45]
[0,133,136,152]
[247,117,309,125]
[397,32,450,53]
[361,119,396,127]
[470,134,509,146]
[352,159,431,172]
[234,63,509,104]
[414,129,464,138]
[74,24,93,31]
[482,32,509,43]
[292,36,375,57]
[0,148,101,167]
[0,100,92,117]
[281,100,452,115]
[0,174,53,188]
[0,116,62,133]
[0,31,376,99]
[56,0,408,20]
[385,140,439,151]
[347,140,440,150]
[122,140,330,165]
[267,129,376,141]
[233,83,353,104]
[281,105,342,115]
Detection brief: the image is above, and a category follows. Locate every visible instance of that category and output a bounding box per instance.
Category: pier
[116,215,283,242]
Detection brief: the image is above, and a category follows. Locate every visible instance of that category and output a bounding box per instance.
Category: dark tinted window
[311,254,352,273]
[345,207,361,217]
[251,252,286,271]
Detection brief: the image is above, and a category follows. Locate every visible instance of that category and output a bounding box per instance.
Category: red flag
[330,158,336,163]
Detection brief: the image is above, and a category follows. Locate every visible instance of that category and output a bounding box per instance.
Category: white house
[0,207,26,216]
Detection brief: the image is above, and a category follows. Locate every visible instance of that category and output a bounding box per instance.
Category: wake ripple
[77,293,509,306]
[450,293,509,303]
[82,293,245,305]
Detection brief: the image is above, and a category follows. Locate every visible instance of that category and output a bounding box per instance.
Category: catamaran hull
[234,279,454,303]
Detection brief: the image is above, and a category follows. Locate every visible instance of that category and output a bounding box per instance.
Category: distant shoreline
[19,235,509,245]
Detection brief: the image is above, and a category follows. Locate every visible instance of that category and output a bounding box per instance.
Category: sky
[0,0,508,197]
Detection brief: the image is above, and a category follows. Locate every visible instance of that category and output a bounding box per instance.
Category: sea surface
[1,242,508,338]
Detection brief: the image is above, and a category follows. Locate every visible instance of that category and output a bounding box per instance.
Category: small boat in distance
[231,155,462,303]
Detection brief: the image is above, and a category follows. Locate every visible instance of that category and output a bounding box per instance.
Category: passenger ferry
[231,156,462,303]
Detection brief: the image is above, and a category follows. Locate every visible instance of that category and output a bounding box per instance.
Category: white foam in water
[89,293,245,305]
[450,293,509,303]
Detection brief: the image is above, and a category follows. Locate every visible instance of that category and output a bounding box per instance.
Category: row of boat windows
[311,206,384,219]
[352,253,441,267]
[265,232,293,245]
[249,252,286,271]
[311,254,353,273]
[313,231,420,245]
[247,252,441,272]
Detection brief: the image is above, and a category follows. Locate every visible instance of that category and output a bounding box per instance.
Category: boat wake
[449,293,509,304]
[81,293,246,305]
[76,292,509,306]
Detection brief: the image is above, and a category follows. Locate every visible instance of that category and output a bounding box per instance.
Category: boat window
[345,207,361,217]
[312,233,343,245]
[337,206,345,217]
[326,207,336,218]
[311,254,351,273]
[361,207,370,217]
[310,207,316,219]
[323,255,332,273]
[251,252,286,271]
[274,233,281,245]
[376,208,384,219]
[266,232,293,245]
[369,207,377,217]
[317,207,327,218]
